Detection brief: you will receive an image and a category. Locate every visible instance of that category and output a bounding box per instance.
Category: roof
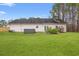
[8,18,65,24]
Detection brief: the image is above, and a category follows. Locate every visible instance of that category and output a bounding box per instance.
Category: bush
[59,28,64,33]
[47,28,59,34]
[9,30,14,32]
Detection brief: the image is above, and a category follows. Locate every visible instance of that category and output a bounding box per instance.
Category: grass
[0,32,79,56]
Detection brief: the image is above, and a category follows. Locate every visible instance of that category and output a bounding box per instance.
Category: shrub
[9,30,14,32]
[47,28,59,34]
[59,28,64,33]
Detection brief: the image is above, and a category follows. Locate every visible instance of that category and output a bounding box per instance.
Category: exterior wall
[7,23,66,32]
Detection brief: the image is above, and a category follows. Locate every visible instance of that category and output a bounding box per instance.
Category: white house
[7,18,66,32]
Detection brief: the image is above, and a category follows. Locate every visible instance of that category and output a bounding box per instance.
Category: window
[44,26,47,31]
[36,26,38,28]
[56,26,59,29]
[44,26,49,31]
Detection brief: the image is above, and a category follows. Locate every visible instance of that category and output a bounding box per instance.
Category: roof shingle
[8,18,65,24]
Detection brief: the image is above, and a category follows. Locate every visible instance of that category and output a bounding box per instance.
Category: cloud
[0,3,15,7]
[0,11,6,16]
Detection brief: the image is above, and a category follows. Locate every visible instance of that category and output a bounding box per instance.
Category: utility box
[24,29,36,34]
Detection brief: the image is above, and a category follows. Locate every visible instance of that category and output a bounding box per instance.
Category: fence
[0,27,9,32]
[67,20,79,32]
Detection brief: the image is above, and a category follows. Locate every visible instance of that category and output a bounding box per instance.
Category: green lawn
[0,32,79,56]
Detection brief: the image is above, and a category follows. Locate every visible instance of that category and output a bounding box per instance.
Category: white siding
[7,24,66,32]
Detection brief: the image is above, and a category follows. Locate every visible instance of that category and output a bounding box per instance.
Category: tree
[51,3,79,32]
[0,20,7,27]
[51,3,67,22]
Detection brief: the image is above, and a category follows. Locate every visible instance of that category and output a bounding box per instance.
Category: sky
[0,3,54,21]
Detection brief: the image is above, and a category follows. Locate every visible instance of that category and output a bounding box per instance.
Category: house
[7,18,66,32]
